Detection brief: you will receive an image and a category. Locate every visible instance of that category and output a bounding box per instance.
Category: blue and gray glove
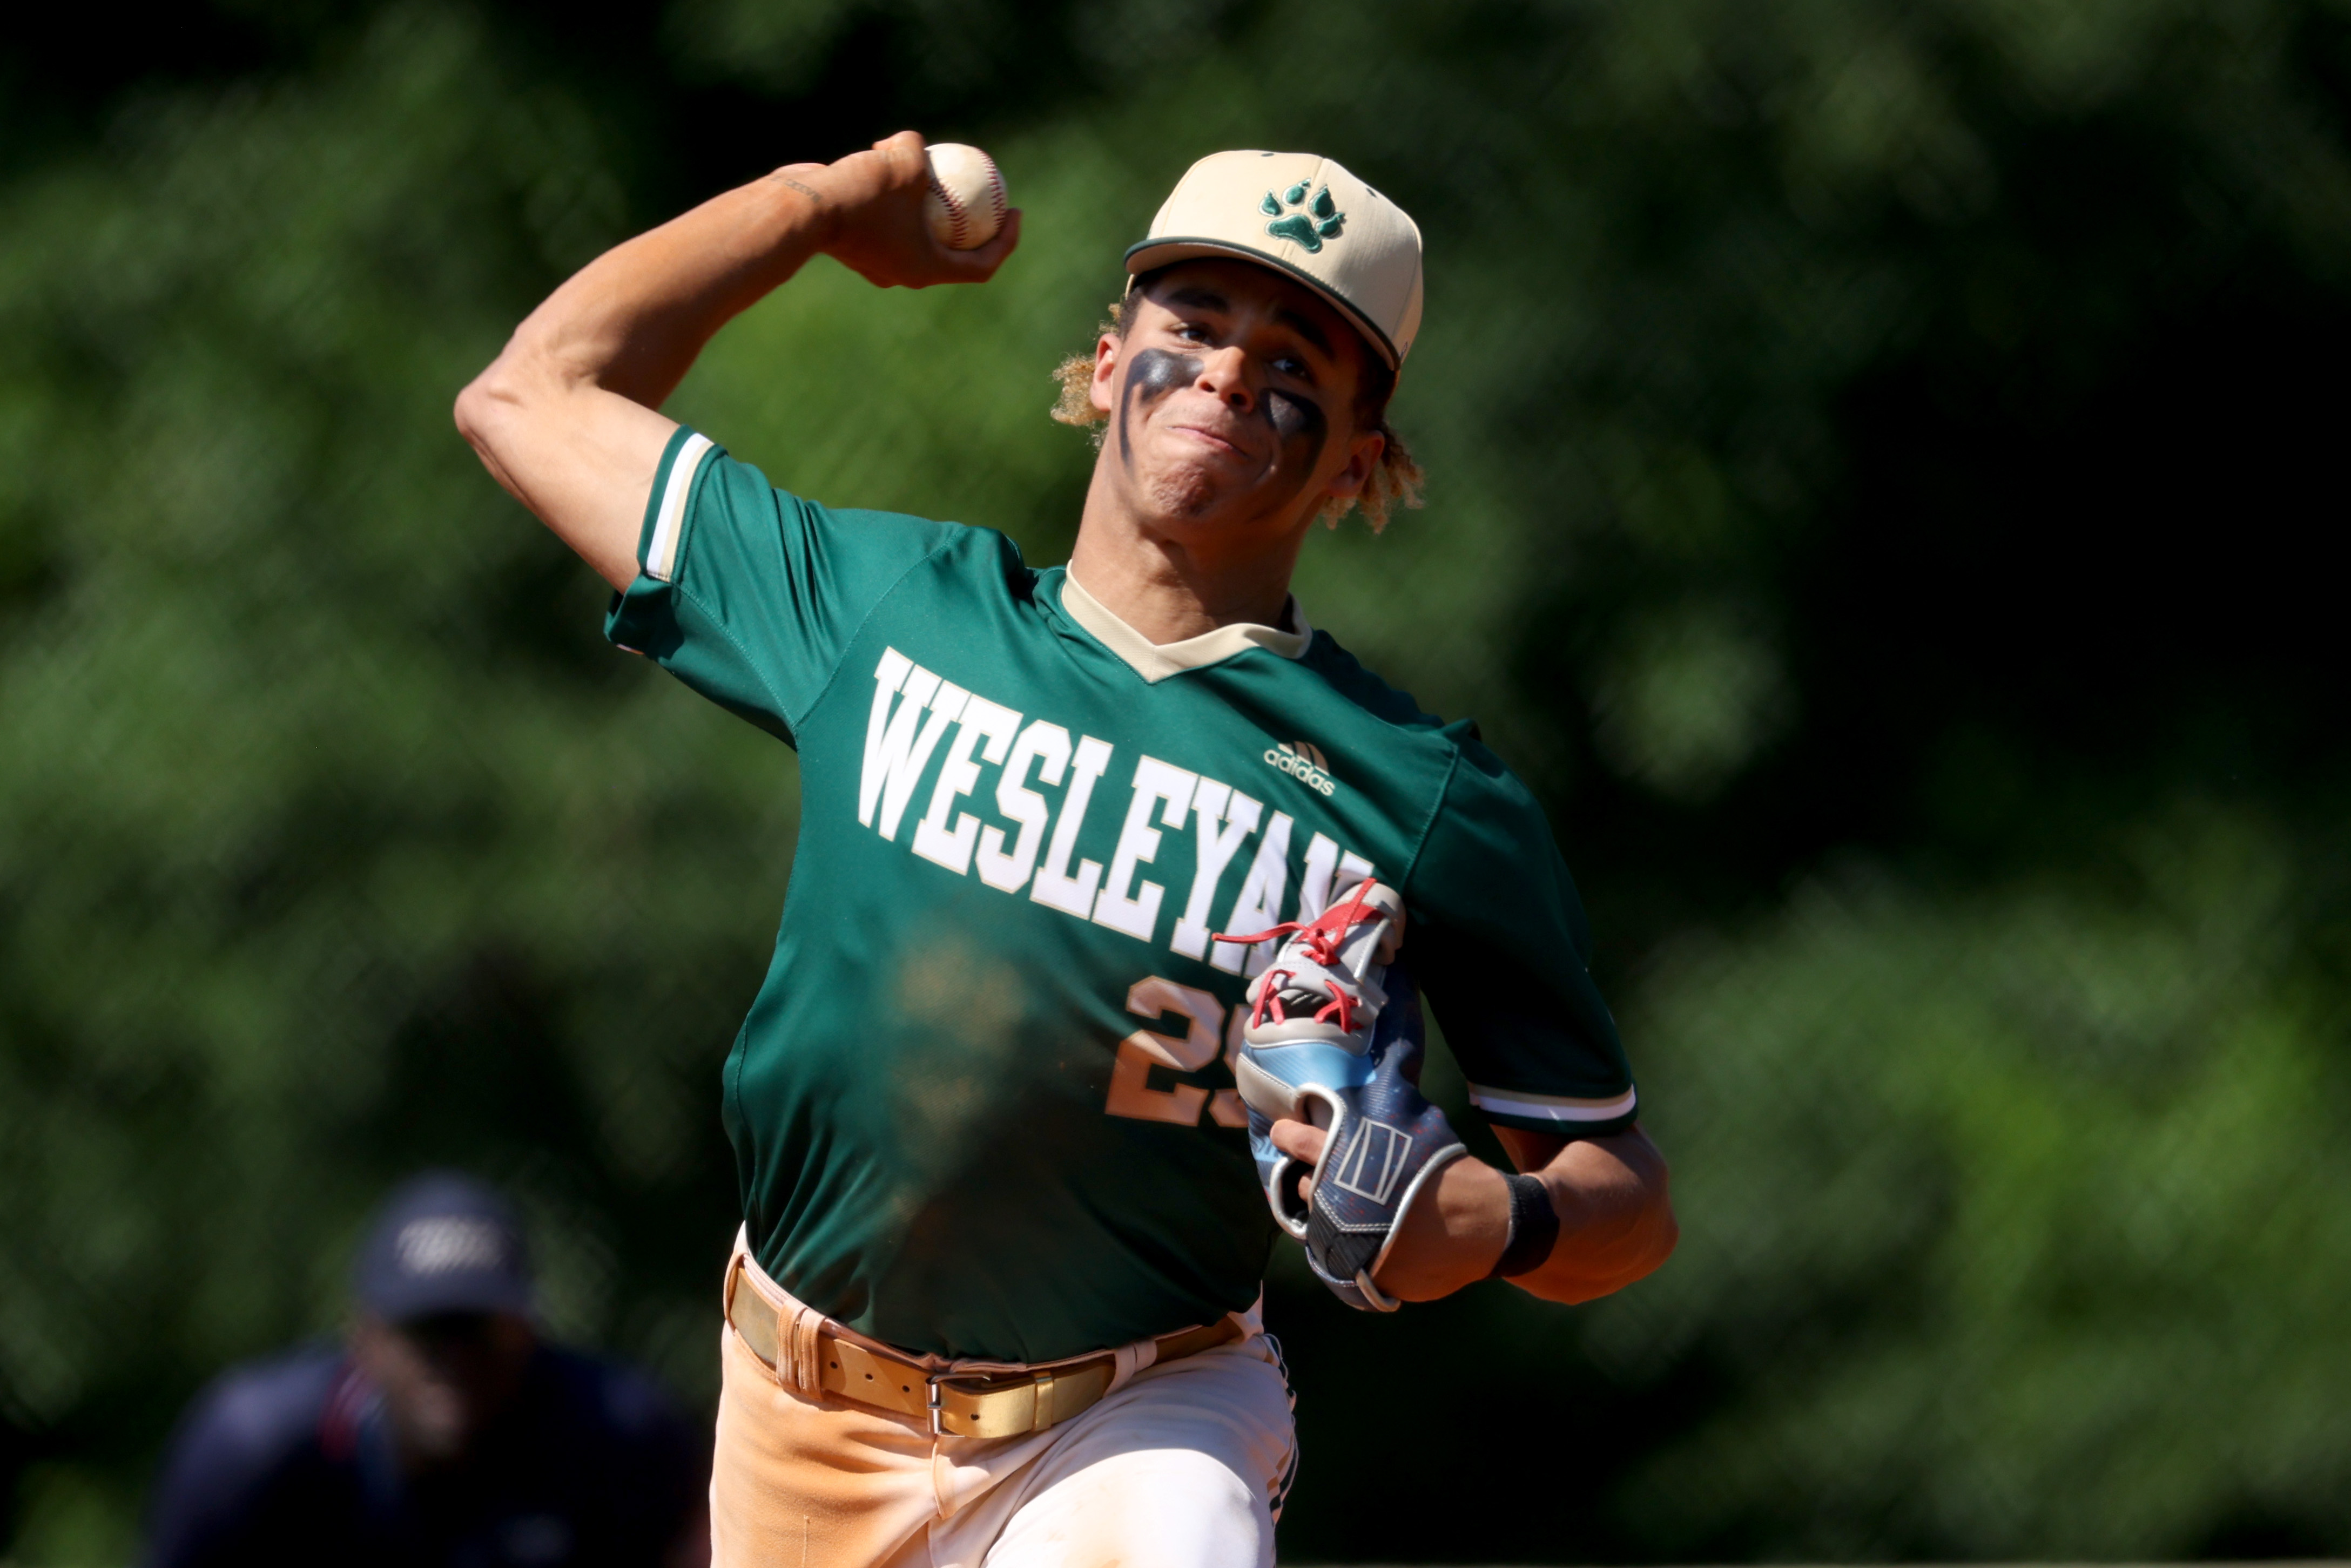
[1220,882,1467,1312]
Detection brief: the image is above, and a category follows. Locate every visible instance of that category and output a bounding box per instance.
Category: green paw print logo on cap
[1261,182,1344,252]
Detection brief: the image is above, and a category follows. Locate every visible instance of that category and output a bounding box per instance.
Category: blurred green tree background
[5,1,2349,1562]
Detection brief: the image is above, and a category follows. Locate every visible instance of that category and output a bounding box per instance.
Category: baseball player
[456,133,1677,1568]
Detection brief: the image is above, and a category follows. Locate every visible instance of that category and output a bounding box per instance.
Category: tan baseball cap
[1125,150,1425,370]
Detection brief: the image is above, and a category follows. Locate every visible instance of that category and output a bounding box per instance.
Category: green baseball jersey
[606,427,1636,1363]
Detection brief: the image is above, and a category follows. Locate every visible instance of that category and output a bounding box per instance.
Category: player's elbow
[1594,1124,1676,1282]
[1594,1183,1678,1297]
[455,317,578,452]
[1535,1147,1677,1305]
[453,357,522,457]
[1637,1187,1679,1276]
[1622,1144,1679,1280]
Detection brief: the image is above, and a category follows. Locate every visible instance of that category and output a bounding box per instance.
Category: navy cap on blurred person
[353,1171,534,1322]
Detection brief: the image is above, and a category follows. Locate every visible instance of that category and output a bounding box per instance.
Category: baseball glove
[1221,881,1467,1312]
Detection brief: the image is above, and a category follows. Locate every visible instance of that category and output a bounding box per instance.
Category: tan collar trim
[1059,570,1313,685]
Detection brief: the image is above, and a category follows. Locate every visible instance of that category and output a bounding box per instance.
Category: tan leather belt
[725,1260,1242,1439]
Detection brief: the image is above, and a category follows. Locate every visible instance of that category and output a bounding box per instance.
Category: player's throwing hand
[783,131,1021,290]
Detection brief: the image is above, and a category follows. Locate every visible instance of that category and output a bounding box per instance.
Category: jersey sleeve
[1404,727,1639,1137]
[604,427,958,744]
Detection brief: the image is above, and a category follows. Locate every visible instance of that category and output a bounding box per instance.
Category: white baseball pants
[709,1249,1297,1568]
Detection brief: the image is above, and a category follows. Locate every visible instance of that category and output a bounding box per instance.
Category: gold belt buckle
[928,1369,1045,1439]
[929,1360,1111,1439]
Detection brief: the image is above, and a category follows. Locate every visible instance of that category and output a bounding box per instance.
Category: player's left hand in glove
[1220,881,1467,1312]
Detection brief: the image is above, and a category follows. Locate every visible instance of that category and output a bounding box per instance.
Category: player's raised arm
[452,131,1020,590]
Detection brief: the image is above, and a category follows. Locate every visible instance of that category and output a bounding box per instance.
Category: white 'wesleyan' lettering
[1093,756,1197,941]
[1170,780,1263,960]
[860,648,1368,959]
[860,651,969,841]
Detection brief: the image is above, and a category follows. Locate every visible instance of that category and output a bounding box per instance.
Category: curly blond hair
[1049,299,1425,533]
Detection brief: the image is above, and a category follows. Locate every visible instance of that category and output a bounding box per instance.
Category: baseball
[923,143,1007,251]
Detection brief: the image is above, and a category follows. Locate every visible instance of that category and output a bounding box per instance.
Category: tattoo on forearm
[782,179,826,208]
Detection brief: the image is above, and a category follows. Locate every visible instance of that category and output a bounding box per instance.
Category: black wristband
[1489,1173,1561,1279]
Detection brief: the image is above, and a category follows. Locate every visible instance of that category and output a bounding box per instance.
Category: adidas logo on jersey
[1263,740,1336,796]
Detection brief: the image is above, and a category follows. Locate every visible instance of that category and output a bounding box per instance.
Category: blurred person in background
[142,1172,710,1568]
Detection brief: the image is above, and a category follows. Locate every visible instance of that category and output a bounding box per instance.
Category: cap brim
[1123,238,1402,370]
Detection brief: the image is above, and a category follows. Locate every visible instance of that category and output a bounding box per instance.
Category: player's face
[1092,261,1384,549]
[353,1309,535,1472]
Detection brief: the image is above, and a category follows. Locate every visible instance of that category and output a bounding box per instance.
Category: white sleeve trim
[1466,1083,1638,1124]
[645,431,715,583]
